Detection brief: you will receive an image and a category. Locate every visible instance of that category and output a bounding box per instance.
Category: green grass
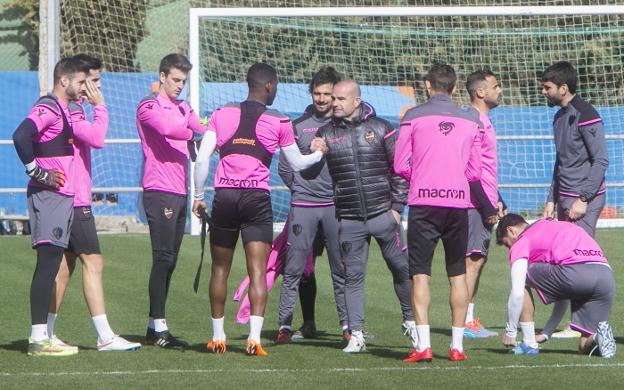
[1,230,624,389]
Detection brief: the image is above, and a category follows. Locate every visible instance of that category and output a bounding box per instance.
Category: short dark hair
[466,69,496,100]
[495,213,528,245]
[246,63,277,90]
[159,53,192,76]
[72,54,102,73]
[308,66,341,94]
[542,61,577,94]
[424,63,456,94]
[53,57,84,85]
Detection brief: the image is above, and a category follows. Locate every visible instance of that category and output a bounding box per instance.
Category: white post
[188,8,202,236]
[38,0,60,96]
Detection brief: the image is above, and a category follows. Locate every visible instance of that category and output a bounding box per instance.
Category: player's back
[208,101,295,192]
[399,94,482,209]
[511,219,608,266]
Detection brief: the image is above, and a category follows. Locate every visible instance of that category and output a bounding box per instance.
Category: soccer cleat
[449,348,468,361]
[402,321,418,348]
[153,331,188,349]
[275,328,292,344]
[342,331,366,353]
[551,325,581,339]
[207,340,227,354]
[145,328,156,343]
[403,347,432,363]
[97,335,141,352]
[511,342,539,356]
[593,321,616,358]
[50,335,79,354]
[245,340,267,356]
[27,338,78,357]
[464,318,498,339]
[291,322,317,341]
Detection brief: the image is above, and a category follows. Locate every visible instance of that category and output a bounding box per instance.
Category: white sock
[92,314,115,343]
[520,321,538,348]
[451,326,464,351]
[341,324,349,331]
[212,317,226,341]
[416,325,430,351]
[154,318,168,333]
[31,324,48,342]
[248,315,264,343]
[148,317,155,330]
[466,303,475,324]
[47,312,57,337]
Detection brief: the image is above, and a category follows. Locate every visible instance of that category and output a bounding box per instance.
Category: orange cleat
[246,340,267,357]
[449,348,467,361]
[207,340,227,354]
[403,347,433,363]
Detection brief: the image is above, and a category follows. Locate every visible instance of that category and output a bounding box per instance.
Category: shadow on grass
[0,339,28,353]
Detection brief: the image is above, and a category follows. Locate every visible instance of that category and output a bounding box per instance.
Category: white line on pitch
[2,363,624,377]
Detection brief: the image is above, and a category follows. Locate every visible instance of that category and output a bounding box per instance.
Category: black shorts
[210,188,273,248]
[407,205,468,277]
[67,206,101,255]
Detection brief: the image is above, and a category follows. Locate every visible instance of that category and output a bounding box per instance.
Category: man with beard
[540,61,608,339]
[12,57,86,356]
[275,66,348,343]
[463,70,507,339]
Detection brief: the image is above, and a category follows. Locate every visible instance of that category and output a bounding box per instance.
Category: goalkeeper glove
[26,166,65,189]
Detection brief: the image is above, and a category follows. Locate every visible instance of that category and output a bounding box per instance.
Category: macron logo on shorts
[417,187,465,200]
[218,177,259,188]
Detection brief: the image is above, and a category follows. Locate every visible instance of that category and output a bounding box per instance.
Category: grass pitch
[1,230,623,389]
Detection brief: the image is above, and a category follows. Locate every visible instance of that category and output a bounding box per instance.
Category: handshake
[309,137,328,155]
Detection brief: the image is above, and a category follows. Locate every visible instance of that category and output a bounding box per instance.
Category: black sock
[299,273,317,324]
[30,245,64,324]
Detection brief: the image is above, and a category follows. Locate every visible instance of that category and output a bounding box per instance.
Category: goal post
[188,5,624,235]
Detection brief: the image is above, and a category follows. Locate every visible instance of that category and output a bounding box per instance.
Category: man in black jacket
[316,80,416,353]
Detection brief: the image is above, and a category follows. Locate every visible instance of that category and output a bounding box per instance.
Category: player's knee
[153,250,176,268]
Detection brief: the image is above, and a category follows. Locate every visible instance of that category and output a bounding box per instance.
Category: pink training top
[136,93,207,195]
[394,94,483,209]
[470,110,498,209]
[206,103,296,191]
[509,218,608,266]
[26,98,75,196]
[69,101,108,207]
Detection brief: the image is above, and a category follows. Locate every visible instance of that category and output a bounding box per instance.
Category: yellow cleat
[245,340,267,357]
[207,340,227,354]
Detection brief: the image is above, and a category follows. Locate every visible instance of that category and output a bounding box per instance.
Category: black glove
[27,166,65,189]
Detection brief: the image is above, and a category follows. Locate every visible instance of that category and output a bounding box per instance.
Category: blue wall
[2,72,623,220]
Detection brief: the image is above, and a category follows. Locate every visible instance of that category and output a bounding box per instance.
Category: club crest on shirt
[364,130,375,144]
[164,207,173,219]
[438,121,455,136]
[292,224,302,236]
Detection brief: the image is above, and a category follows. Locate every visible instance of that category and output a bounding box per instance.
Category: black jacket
[316,102,408,220]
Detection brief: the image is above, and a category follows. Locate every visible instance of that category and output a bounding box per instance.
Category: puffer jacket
[316,102,408,220]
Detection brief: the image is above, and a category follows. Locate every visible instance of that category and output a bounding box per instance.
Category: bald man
[316,80,416,353]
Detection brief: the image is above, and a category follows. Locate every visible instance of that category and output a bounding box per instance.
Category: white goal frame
[188,5,624,235]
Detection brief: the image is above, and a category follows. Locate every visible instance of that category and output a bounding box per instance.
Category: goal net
[189,4,624,234]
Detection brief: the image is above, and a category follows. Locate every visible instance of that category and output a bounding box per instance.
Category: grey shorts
[557,193,605,237]
[466,208,493,257]
[27,187,74,248]
[527,262,615,335]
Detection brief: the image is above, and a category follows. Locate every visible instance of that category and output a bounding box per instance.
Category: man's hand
[485,214,499,225]
[497,201,508,219]
[310,137,328,155]
[192,199,207,219]
[568,198,588,221]
[502,334,516,347]
[543,201,555,218]
[27,166,65,189]
[84,79,104,106]
[390,209,401,224]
